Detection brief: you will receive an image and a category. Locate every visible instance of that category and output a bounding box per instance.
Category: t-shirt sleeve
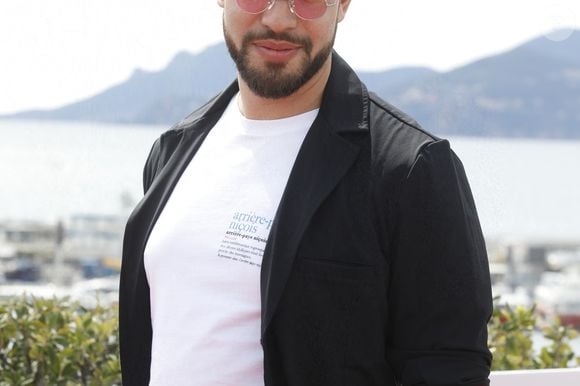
[386,139,493,385]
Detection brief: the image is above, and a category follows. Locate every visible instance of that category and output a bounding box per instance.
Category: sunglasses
[235,0,339,21]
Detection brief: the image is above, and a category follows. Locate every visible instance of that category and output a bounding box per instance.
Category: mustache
[242,29,313,55]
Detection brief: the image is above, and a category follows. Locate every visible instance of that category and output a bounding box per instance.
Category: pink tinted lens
[236,0,270,14]
[293,0,328,19]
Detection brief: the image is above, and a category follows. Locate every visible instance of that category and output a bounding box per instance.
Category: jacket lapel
[260,52,370,335]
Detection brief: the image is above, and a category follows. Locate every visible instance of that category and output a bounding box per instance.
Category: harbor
[2,215,580,329]
[0,215,123,307]
[487,238,580,327]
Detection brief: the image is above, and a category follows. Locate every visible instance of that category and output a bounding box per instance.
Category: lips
[252,40,302,63]
[254,39,301,51]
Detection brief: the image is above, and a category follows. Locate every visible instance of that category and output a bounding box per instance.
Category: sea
[1,119,580,243]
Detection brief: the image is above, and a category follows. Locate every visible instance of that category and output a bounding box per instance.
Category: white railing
[490,368,580,385]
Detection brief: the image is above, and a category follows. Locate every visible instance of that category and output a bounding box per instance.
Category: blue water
[1,119,580,242]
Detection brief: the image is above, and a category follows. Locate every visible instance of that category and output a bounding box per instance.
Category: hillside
[4,30,580,139]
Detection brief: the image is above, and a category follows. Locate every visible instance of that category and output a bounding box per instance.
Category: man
[120,0,493,385]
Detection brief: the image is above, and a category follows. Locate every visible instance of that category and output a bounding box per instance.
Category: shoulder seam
[368,93,440,141]
[405,139,451,180]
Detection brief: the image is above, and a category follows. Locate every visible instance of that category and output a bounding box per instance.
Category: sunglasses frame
[236,0,339,21]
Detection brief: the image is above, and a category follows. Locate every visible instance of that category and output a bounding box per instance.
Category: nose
[260,0,298,32]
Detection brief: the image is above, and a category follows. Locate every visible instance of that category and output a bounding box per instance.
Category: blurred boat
[535,265,580,327]
[68,275,119,308]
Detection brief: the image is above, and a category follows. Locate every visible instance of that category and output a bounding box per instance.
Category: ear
[217,0,225,8]
[337,0,351,22]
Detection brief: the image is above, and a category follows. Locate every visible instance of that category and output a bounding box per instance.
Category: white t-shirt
[144,95,317,386]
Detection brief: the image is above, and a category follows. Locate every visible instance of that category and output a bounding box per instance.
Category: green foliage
[0,296,120,386]
[488,303,537,369]
[537,317,579,369]
[488,298,580,370]
[1,295,579,383]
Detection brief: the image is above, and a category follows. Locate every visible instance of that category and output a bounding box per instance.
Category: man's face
[218,0,349,99]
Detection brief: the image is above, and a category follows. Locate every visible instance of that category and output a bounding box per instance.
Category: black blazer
[120,52,493,386]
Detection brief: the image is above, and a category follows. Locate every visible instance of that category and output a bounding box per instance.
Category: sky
[0,0,579,115]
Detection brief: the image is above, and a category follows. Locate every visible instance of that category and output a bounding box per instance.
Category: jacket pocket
[269,257,384,386]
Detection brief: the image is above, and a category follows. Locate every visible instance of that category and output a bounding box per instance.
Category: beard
[224,25,336,99]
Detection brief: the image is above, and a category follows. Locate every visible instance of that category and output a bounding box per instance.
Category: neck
[237,57,332,120]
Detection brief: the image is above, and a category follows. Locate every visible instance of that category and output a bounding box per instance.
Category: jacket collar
[319,51,370,133]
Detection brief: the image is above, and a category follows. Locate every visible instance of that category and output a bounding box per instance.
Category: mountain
[382,31,580,138]
[4,30,580,139]
[6,44,236,125]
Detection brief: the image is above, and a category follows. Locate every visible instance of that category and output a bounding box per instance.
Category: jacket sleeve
[142,129,185,193]
[385,139,493,385]
[142,137,162,194]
